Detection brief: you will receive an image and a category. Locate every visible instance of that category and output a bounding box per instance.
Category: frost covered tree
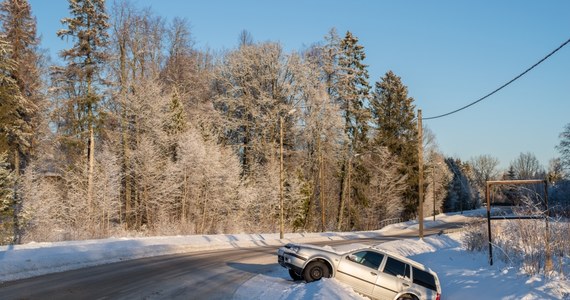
[334,31,371,230]
[0,151,14,244]
[424,149,451,219]
[370,70,418,219]
[288,49,344,232]
[107,2,169,229]
[470,154,500,195]
[547,158,565,183]
[214,42,294,177]
[54,0,109,210]
[358,148,407,230]
[444,158,478,212]
[0,0,43,175]
[337,31,370,149]
[556,123,570,173]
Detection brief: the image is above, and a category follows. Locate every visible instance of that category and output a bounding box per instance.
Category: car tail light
[436,293,441,300]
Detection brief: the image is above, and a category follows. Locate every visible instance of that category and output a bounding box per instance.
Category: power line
[423,37,570,120]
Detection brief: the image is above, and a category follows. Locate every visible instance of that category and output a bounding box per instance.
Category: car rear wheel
[288,269,303,281]
[397,294,418,300]
[303,261,330,282]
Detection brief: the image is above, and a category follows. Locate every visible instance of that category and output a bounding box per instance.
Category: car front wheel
[303,261,330,282]
[288,269,303,281]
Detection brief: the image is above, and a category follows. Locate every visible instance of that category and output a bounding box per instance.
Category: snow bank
[8,209,565,300]
[237,232,570,299]
[1,211,477,283]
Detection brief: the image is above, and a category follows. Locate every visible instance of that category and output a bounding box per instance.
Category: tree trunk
[88,125,95,211]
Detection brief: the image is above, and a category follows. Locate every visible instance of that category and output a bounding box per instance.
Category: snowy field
[1,210,569,299]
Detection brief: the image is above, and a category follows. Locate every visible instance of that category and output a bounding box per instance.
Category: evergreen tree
[335,31,371,229]
[443,158,477,212]
[0,0,42,175]
[0,151,14,244]
[556,123,570,173]
[0,37,25,166]
[370,70,418,218]
[56,0,109,207]
[321,28,340,104]
[165,88,187,162]
[337,31,370,151]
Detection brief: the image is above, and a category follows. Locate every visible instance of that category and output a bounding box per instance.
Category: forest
[0,0,569,245]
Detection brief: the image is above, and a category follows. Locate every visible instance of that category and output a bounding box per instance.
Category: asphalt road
[0,223,464,300]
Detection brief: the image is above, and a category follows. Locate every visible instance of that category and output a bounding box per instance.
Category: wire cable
[423,37,570,120]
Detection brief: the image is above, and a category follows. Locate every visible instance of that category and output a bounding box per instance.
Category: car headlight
[285,243,301,253]
[289,245,301,253]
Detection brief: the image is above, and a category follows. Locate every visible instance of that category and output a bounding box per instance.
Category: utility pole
[433,169,436,222]
[279,115,284,239]
[418,109,424,239]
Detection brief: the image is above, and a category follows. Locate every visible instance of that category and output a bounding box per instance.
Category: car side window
[412,267,437,291]
[349,251,384,270]
[382,257,410,279]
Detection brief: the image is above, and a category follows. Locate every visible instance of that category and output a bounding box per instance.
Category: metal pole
[544,179,553,272]
[486,182,493,265]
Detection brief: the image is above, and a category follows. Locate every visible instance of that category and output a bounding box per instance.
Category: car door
[373,256,411,300]
[411,266,439,300]
[336,250,384,297]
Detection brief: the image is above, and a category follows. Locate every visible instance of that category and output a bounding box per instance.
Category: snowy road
[0,225,460,300]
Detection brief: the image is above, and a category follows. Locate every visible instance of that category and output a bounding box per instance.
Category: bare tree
[238,29,253,47]
[470,154,500,194]
[510,152,545,180]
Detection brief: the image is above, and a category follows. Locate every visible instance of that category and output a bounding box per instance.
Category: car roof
[369,246,435,273]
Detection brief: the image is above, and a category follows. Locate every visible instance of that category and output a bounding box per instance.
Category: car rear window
[383,257,410,279]
[412,267,437,291]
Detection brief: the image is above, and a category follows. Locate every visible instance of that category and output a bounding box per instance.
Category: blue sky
[29,0,570,170]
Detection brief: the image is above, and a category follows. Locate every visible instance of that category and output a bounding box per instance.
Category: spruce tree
[0,0,42,175]
[0,151,14,244]
[335,31,371,230]
[370,70,418,218]
[56,0,109,208]
[337,31,370,150]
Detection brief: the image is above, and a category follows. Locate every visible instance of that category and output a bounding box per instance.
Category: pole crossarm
[486,179,546,186]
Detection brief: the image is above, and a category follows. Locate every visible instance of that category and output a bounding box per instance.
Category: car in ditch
[277,243,441,300]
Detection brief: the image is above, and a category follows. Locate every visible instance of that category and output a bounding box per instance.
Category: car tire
[397,294,418,300]
[303,261,330,282]
[288,269,303,281]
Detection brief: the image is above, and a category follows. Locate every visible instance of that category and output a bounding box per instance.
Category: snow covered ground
[2,209,569,299]
[236,232,570,300]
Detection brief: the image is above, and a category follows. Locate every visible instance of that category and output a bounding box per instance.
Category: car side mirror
[347,254,357,262]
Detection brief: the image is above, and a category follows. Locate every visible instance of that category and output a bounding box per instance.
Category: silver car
[277,243,441,300]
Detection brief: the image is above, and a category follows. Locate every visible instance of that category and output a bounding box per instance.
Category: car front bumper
[277,248,307,274]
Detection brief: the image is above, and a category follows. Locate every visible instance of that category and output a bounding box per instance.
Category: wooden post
[280,116,284,239]
[418,110,424,239]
